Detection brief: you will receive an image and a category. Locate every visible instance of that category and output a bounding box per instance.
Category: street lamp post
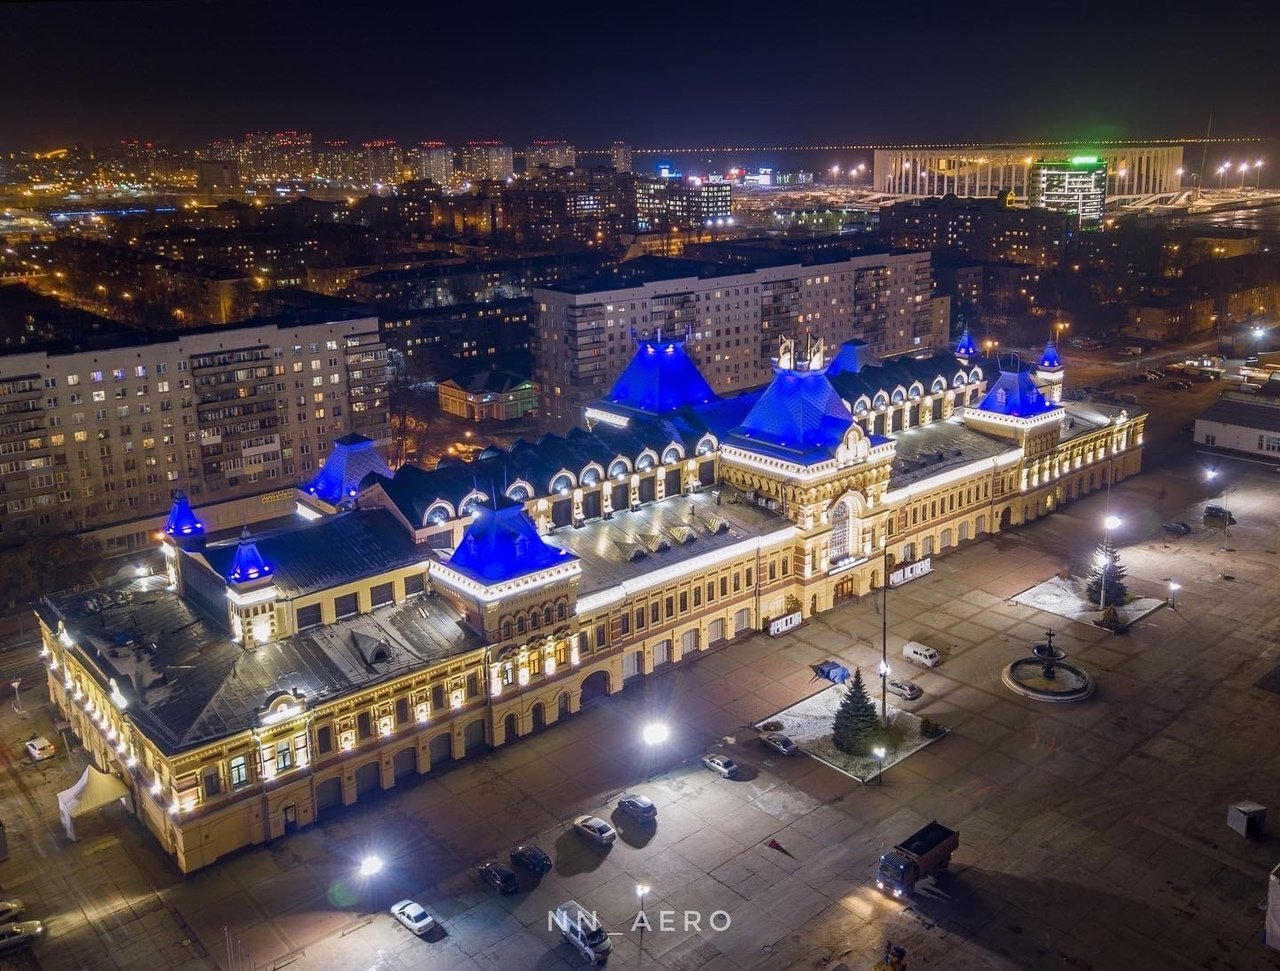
[635,884,650,968]
[1168,581,1180,609]
[1206,467,1230,547]
[880,537,889,726]
[1256,159,1265,190]
[10,679,21,714]
[873,746,886,785]
[1218,163,1230,190]
[1239,161,1249,190]
[1099,515,1122,611]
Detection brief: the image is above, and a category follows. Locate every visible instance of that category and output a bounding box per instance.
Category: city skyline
[6,1,1280,151]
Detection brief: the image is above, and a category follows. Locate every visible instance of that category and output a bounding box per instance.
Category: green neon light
[1071,155,1100,164]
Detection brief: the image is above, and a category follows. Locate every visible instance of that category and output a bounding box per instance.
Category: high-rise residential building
[634,177,733,231]
[1029,156,1108,230]
[532,247,948,430]
[315,140,365,184]
[874,144,1183,200]
[611,142,632,174]
[502,167,632,249]
[524,140,576,172]
[363,140,403,187]
[265,132,313,181]
[0,313,388,552]
[879,194,1071,270]
[459,142,514,183]
[196,159,240,192]
[407,142,455,186]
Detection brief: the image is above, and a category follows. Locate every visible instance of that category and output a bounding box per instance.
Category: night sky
[6,0,1280,151]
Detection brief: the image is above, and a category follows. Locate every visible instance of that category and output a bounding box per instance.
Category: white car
[573,815,617,846]
[24,738,54,762]
[0,920,44,954]
[701,754,739,778]
[760,732,798,756]
[390,899,435,936]
[0,902,22,925]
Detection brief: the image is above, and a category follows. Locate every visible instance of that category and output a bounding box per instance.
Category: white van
[553,900,612,965]
[902,641,940,667]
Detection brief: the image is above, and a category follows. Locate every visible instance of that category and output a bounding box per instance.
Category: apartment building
[532,249,948,430]
[0,313,389,552]
[879,194,1070,271]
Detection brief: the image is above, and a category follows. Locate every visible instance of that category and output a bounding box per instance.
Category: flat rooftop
[889,417,1014,488]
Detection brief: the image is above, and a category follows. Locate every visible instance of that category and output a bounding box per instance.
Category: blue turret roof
[975,368,1058,418]
[825,339,870,376]
[447,500,576,583]
[956,329,978,357]
[304,433,393,504]
[164,491,204,537]
[606,337,717,415]
[730,366,853,463]
[1038,340,1063,369]
[227,528,273,583]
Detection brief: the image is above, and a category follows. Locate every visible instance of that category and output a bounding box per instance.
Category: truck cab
[876,821,958,897]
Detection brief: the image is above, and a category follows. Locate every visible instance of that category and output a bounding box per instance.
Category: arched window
[662,445,682,464]
[891,388,905,404]
[550,473,573,494]
[543,605,553,625]
[829,502,851,562]
[581,465,601,487]
[507,484,531,502]
[873,392,889,409]
[931,377,947,394]
[636,452,656,471]
[517,616,526,635]
[557,602,567,620]
[953,372,967,388]
[530,611,540,630]
[608,459,630,478]
[501,621,512,640]
[854,396,870,415]
[425,502,452,525]
[695,435,717,455]
[908,382,923,399]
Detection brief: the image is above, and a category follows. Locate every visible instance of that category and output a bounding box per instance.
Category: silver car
[0,902,22,925]
[886,678,923,701]
[760,732,798,756]
[573,815,617,846]
[701,754,739,778]
[0,920,44,954]
[390,899,435,935]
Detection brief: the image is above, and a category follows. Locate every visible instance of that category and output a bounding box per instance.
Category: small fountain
[1002,628,1095,702]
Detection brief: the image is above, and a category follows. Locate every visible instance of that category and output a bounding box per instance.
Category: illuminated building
[0,312,388,552]
[315,140,365,184]
[36,331,1142,873]
[406,142,455,187]
[611,142,633,174]
[533,248,949,430]
[459,142,515,183]
[879,194,1070,270]
[874,144,1183,200]
[438,368,537,422]
[363,140,403,187]
[524,141,577,172]
[1029,157,1108,230]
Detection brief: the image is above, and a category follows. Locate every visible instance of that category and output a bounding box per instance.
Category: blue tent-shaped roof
[304,433,393,504]
[164,491,204,537]
[975,368,1058,418]
[825,339,869,376]
[227,528,273,583]
[607,337,717,415]
[955,329,978,356]
[1038,340,1062,369]
[731,366,853,462]
[447,501,576,583]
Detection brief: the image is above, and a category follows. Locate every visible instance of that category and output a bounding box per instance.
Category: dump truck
[876,821,958,897]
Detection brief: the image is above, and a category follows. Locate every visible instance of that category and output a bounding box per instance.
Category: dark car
[478,860,519,895]
[1166,380,1191,391]
[1204,505,1237,525]
[1162,521,1191,536]
[617,792,658,824]
[1131,373,1150,383]
[510,844,552,874]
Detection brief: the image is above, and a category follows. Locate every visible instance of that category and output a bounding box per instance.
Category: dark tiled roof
[1198,397,1280,433]
[889,419,1012,487]
[201,510,421,598]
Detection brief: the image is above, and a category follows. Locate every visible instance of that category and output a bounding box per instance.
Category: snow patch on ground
[756,684,945,783]
[1011,574,1165,628]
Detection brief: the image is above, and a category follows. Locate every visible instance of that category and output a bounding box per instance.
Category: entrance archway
[315,777,342,813]
[503,712,518,743]
[557,691,570,719]
[999,507,1012,530]
[429,733,453,765]
[463,719,487,755]
[392,747,416,780]
[580,670,610,705]
[354,762,380,798]
[531,702,546,731]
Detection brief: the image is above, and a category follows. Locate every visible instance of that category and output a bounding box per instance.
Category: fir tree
[1085,538,1128,607]
[833,667,880,755]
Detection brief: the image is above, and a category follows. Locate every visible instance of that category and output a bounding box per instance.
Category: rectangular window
[229,756,248,789]
[466,672,479,697]
[621,613,630,635]
[357,712,372,739]
[595,623,606,649]
[276,740,294,771]
[720,577,728,597]
[664,597,674,618]
[431,684,445,710]
[334,592,358,618]
[370,582,394,607]
[395,698,409,724]
[693,586,702,607]
[297,603,322,629]
[403,573,425,597]
[636,607,646,630]
[203,767,222,797]
[317,725,333,754]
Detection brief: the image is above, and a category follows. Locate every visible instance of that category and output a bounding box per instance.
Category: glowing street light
[1099,516,1122,612]
[359,855,384,877]
[1104,515,1122,532]
[636,884,651,966]
[1168,581,1180,609]
[641,722,669,746]
[872,746,887,785]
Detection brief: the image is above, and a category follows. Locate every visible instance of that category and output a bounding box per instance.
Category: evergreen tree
[833,667,880,755]
[1085,538,1128,607]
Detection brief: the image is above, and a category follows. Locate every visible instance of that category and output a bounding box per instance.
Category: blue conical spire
[955,329,978,357]
[227,527,272,583]
[1039,339,1062,369]
[164,491,204,537]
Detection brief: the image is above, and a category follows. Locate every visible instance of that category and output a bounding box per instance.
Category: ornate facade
[37,331,1143,873]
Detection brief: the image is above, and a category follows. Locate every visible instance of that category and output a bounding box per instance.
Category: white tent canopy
[57,766,130,841]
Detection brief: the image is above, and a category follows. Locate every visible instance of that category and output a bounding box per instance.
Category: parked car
[573,815,617,846]
[617,793,657,824]
[887,678,923,701]
[0,921,44,954]
[1204,505,1237,525]
[390,899,436,935]
[0,903,22,926]
[1131,373,1150,383]
[701,754,739,778]
[1162,521,1191,536]
[1145,369,1165,380]
[510,844,553,874]
[478,860,519,895]
[23,738,54,762]
[760,732,798,756]
[1245,355,1260,365]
